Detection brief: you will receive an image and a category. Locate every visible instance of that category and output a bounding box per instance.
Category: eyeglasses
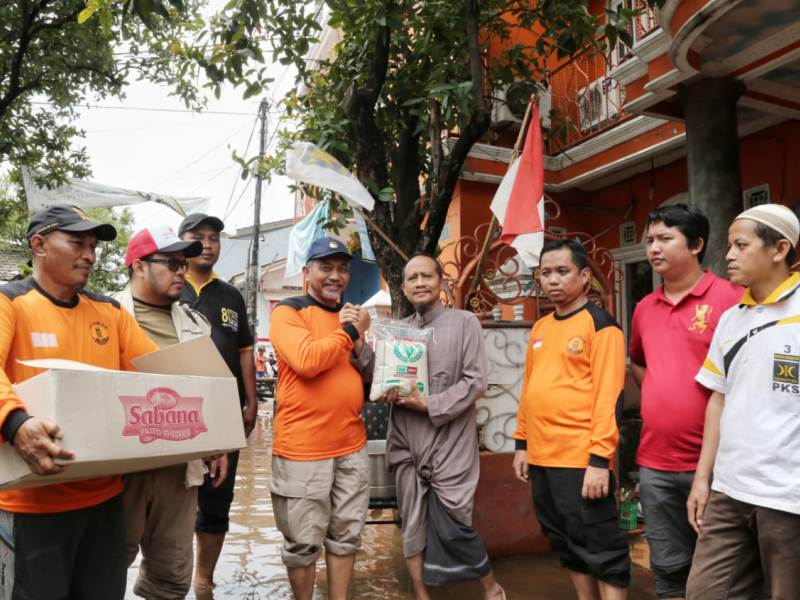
[142,257,189,272]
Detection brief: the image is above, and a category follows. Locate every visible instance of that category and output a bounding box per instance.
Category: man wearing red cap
[118,224,229,599]
[0,205,158,599]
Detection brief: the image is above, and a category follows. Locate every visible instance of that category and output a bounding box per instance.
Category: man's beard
[193,261,214,274]
[411,298,434,314]
[319,287,342,303]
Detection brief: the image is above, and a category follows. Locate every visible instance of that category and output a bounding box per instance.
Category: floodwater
[127,404,657,599]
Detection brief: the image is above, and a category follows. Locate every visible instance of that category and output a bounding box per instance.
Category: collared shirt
[630,271,742,471]
[181,272,254,405]
[696,272,800,514]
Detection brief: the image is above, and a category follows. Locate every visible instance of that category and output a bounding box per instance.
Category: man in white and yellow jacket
[116,224,228,600]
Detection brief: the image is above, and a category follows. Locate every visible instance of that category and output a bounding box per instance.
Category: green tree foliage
[2,0,662,309]
[0,175,29,246]
[83,205,135,293]
[0,176,134,292]
[0,0,273,183]
[253,0,659,313]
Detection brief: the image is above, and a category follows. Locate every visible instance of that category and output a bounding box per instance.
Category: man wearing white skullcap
[687,203,800,599]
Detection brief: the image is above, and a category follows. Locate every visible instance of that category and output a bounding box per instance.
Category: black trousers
[1,493,126,600]
[530,465,631,588]
[195,449,240,534]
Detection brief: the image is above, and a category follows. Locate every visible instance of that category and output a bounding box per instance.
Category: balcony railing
[546,50,631,152]
[544,1,659,152]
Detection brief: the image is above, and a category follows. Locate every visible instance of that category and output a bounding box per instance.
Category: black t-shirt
[181,275,254,405]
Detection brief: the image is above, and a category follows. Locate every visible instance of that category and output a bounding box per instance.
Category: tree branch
[420,0,490,254]
[0,1,40,117]
[0,2,83,118]
[29,5,81,36]
[428,99,442,201]
[341,1,396,257]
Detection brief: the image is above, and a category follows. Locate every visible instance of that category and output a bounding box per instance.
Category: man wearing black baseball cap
[178,213,258,591]
[25,203,118,242]
[0,204,159,598]
[177,213,225,238]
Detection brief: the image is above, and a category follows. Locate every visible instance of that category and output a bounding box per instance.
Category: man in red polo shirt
[629,204,741,600]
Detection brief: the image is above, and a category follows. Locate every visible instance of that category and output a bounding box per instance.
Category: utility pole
[245,98,268,338]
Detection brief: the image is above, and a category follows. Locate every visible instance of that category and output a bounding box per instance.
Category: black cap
[178,213,225,236]
[26,204,116,241]
[307,237,352,262]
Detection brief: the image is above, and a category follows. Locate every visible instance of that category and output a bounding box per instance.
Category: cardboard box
[0,336,246,490]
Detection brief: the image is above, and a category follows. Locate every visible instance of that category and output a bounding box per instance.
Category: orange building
[441,0,800,336]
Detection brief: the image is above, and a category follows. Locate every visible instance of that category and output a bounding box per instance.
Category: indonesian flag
[489,102,545,268]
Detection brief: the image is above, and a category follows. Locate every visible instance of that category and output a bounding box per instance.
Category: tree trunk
[386,267,413,319]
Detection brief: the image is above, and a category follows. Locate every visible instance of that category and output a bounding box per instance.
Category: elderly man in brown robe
[381,254,506,600]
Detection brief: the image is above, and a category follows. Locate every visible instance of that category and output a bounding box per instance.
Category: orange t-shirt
[269,295,366,460]
[0,278,158,513]
[513,302,625,468]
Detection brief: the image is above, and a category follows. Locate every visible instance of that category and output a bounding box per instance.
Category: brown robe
[386,304,488,557]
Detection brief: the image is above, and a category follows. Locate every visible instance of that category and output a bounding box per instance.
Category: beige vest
[116,287,212,487]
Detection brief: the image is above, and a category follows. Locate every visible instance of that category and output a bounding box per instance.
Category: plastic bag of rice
[369,319,433,401]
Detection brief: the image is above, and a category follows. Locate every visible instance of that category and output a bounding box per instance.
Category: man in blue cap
[268,237,374,600]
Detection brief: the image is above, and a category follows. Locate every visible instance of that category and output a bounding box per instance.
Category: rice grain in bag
[369,320,433,401]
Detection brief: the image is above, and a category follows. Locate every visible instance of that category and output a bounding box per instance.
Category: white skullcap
[735,204,800,248]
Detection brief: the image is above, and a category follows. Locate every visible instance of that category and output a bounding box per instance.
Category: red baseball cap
[125,224,203,267]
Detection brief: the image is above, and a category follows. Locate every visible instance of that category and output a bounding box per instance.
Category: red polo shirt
[630,271,742,471]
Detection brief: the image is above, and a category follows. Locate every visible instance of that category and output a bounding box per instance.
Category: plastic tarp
[21,168,209,217]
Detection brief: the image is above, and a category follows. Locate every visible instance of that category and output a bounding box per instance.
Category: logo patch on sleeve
[773,353,800,385]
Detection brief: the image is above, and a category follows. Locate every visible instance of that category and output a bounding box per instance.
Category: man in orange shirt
[255,346,268,378]
[512,239,629,600]
[268,237,373,600]
[0,205,158,599]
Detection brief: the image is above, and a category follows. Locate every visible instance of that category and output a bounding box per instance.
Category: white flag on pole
[285,142,375,212]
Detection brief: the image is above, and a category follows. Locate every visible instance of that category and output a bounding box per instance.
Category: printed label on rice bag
[369,325,431,401]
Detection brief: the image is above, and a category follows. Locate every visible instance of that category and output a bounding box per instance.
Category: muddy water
[127,405,657,599]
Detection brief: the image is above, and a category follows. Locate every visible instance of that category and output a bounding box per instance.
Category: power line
[152,117,256,187]
[224,102,287,221]
[30,101,263,116]
[188,164,238,194]
[222,116,259,220]
[225,176,253,222]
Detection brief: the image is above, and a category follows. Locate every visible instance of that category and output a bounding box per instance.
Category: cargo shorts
[269,447,370,568]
